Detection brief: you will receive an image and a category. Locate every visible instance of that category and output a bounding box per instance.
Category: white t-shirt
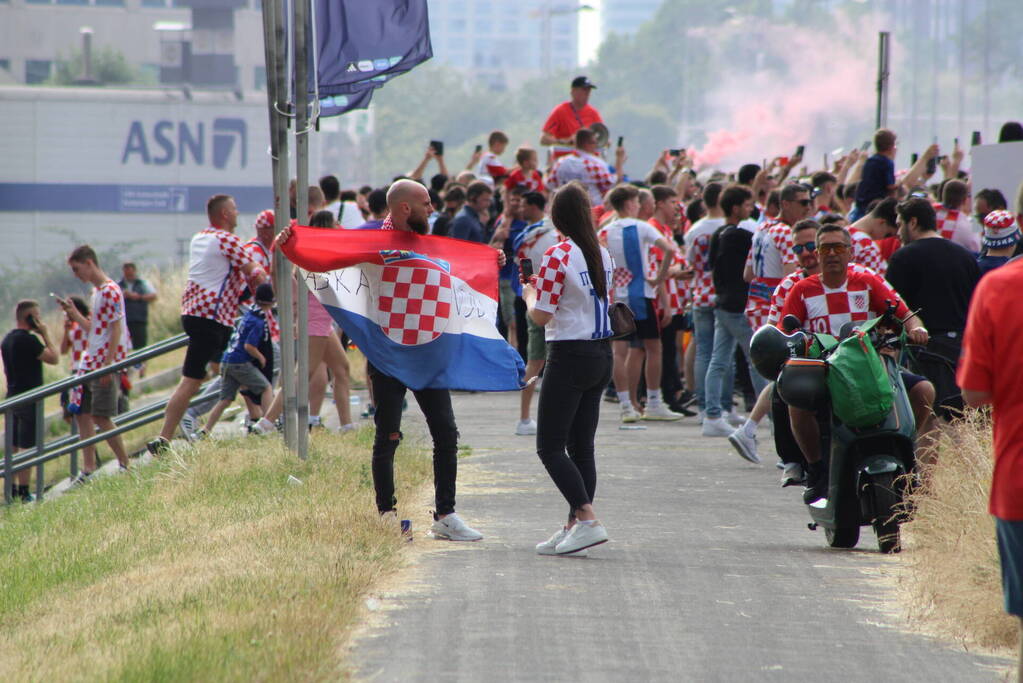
[475,151,508,187]
[598,218,663,300]
[517,219,562,265]
[324,200,341,221]
[534,239,614,341]
[339,201,364,229]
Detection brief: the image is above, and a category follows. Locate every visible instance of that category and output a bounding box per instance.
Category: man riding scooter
[777,223,934,504]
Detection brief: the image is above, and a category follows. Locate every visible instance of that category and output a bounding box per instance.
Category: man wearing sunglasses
[743,184,813,333]
[779,223,932,503]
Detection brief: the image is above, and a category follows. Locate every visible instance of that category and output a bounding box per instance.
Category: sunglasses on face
[792,241,816,255]
[817,242,850,255]
[796,198,813,207]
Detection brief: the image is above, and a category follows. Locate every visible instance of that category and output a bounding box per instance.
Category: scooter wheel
[825,526,859,548]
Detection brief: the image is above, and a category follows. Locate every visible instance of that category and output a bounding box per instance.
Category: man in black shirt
[702,184,769,437]
[887,197,981,417]
[1,300,59,501]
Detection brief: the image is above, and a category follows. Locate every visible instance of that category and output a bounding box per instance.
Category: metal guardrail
[1,332,216,505]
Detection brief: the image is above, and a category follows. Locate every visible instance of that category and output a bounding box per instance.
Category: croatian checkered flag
[281,226,525,391]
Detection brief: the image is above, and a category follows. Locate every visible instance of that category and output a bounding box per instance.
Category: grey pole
[293,0,310,458]
[875,31,890,131]
[262,0,298,451]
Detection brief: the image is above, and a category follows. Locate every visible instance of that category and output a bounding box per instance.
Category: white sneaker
[621,404,642,423]
[180,412,197,440]
[515,419,538,435]
[727,428,760,463]
[335,423,358,434]
[251,417,275,435]
[701,416,732,437]
[431,513,483,541]
[723,411,745,428]
[554,521,608,554]
[535,527,588,556]
[697,409,705,424]
[781,462,805,487]
[642,402,684,421]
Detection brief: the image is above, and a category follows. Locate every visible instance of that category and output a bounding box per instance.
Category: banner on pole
[280,227,525,391]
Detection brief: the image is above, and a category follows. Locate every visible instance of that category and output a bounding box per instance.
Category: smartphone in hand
[519,258,534,281]
[430,140,444,156]
[795,144,805,158]
[861,140,871,151]
[617,136,624,148]
[971,131,982,146]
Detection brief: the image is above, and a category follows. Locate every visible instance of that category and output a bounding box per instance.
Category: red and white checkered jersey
[744,219,792,329]
[181,228,261,328]
[767,264,874,327]
[779,268,908,336]
[68,321,87,372]
[244,237,280,342]
[934,206,981,252]
[547,150,615,206]
[534,239,615,341]
[598,218,664,301]
[849,227,886,276]
[81,279,131,372]
[648,218,686,315]
[685,217,726,308]
[517,220,562,265]
[504,168,545,193]
[476,151,508,186]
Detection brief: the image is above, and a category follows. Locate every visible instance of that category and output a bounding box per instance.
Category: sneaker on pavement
[431,513,483,541]
[536,527,588,556]
[603,388,619,403]
[69,470,94,488]
[668,401,698,417]
[701,416,732,437]
[677,390,697,409]
[621,404,642,424]
[642,402,684,421]
[554,521,608,554]
[781,462,805,488]
[722,411,745,428]
[146,437,170,456]
[515,419,538,435]
[803,461,828,504]
[727,428,760,463]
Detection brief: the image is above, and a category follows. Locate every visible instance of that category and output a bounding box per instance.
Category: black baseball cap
[255,283,276,304]
[571,76,596,89]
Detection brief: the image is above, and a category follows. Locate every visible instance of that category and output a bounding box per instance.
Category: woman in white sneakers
[521,181,614,556]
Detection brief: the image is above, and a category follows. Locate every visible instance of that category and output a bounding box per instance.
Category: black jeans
[536,339,613,513]
[660,313,684,402]
[368,364,459,515]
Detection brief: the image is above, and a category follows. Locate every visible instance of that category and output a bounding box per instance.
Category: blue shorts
[996,518,1023,617]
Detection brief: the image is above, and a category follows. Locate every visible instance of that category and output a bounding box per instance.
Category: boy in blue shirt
[197,284,276,437]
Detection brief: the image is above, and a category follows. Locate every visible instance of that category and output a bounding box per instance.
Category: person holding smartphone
[2,300,60,501]
[521,181,614,556]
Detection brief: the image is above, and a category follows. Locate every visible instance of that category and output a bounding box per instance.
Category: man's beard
[409,216,429,235]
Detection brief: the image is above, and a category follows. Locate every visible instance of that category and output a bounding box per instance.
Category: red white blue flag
[281,227,525,391]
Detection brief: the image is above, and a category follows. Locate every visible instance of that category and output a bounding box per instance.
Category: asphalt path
[349,389,1007,682]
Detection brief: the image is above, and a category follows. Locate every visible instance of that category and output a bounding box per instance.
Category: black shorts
[127,320,148,350]
[900,371,928,393]
[10,405,37,449]
[181,315,233,380]
[624,298,660,341]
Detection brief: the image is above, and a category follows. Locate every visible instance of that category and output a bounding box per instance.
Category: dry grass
[898,409,1018,651]
[0,427,432,681]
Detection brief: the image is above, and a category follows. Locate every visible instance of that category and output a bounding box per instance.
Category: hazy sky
[578,0,603,66]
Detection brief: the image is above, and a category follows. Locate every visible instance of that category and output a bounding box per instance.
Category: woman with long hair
[521,181,614,556]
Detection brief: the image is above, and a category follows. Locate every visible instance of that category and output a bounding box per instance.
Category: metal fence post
[3,410,13,504]
[34,397,45,501]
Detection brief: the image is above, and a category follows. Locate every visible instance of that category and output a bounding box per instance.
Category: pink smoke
[687,11,890,172]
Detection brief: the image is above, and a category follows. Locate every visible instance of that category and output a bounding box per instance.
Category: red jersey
[876,236,901,262]
[779,268,908,336]
[957,259,1023,520]
[504,169,545,193]
[542,101,603,142]
[648,218,687,314]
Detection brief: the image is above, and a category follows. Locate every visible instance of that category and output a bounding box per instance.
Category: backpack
[825,317,893,427]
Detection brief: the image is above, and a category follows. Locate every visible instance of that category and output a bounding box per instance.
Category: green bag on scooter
[825,317,893,427]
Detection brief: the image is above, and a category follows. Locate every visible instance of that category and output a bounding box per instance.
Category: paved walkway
[350,390,1007,682]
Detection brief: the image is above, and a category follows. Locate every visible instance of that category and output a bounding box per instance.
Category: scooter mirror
[782,315,801,334]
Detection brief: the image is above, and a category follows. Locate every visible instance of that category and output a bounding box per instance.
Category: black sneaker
[802,461,828,504]
[146,437,170,457]
[668,401,698,417]
[677,390,697,409]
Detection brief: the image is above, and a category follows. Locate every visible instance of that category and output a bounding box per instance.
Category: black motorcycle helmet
[776,358,829,411]
[750,323,810,381]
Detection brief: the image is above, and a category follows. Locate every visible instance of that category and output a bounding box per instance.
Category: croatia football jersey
[768,264,874,327]
[745,219,793,329]
[686,217,725,308]
[598,218,663,301]
[181,228,260,328]
[849,227,886,276]
[778,268,908,336]
[534,239,615,341]
[81,279,131,372]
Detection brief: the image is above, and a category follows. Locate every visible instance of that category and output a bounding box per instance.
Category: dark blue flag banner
[310,0,432,117]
